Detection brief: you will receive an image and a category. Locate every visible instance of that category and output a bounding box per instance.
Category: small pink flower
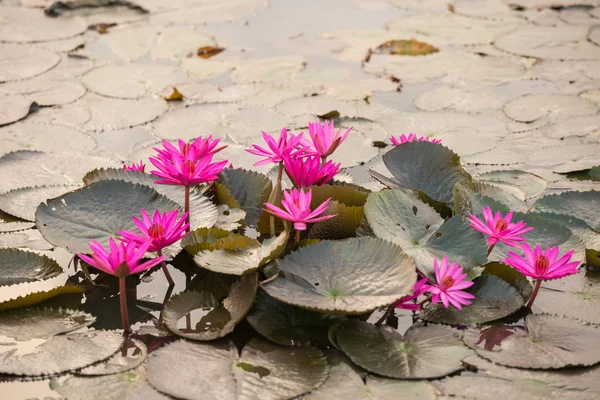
[504,243,580,280]
[390,133,441,146]
[393,278,430,311]
[123,161,145,173]
[425,256,475,310]
[78,238,163,278]
[263,188,335,231]
[149,151,227,186]
[118,209,189,252]
[299,120,352,158]
[245,128,308,166]
[154,136,226,162]
[283,155,340,188]
[467,207,533,247]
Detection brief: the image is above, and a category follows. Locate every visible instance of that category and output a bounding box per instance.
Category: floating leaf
[453,183,510,216]
[217,168,272,227]
[308,200,363,240]
[483,262,533,300]
[247,290,345,347]
[333,320,472,379]
[382,141,473,205]
[0,248,63,286]
[503,94,598,123]
[162,273,257,341]
[0,7,87,43]
[147,338,328,400]
[77,338,148,376]
[0,44,60,82]
[421,275,524,324]
[0,221,35,233]
[478,170,547,200]
[464,314,600,369]
[0,307,95,341]
[309,183,369,207]
[0,184,81,222]
[0,284,85,311]
[372,40,439,56]
[262,237,417,314]
[36,180,181,254]
[467,181,528,212]
[533,191,600,231]
[161,85,184,101]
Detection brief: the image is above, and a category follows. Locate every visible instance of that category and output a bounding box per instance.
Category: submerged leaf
[0,248,62,286]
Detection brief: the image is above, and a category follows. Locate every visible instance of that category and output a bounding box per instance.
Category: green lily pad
[0,284,85,311]
[35,180,181,254]
[146,338,329,400]
[262,237,417,314]
[0,248,63,286]
[0,184,81,222]
[483,262,533,300]
[247,290,346,347]
[308,184,369,207]
[77,338,148,376]
[464,314,600,369]
[421,275,524,324]
[83,168,218,230]
[333,320,473,379]
[453,183,510,216]
[533,191,600,231]
[162,273,258,340]
[308,200,363,240]
[217,168,272,227]
[0,307,95,341]
[382,141,473,205]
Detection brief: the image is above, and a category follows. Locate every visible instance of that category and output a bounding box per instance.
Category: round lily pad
[0,307,95,341]
[0,44,60,82]
[421,274,524,324]
[0,248,63,286]
[262,237,417,314]
[382,141,473,205]
[453,183,510,216]
[503,94,598,124]
[464,314,600,369]
[0,95,33,126]
[77,338,148,376]
[35,180,181,254]
[308,200,364,240]
[333,320,473,379]
[0,7,87,43]
[162,273,258,341]
[533,191,600,232]
[0,284,85,311]
[0,184,81,222]
[147,338,328,400]
[247,290,346,347]
[217,168,272,227]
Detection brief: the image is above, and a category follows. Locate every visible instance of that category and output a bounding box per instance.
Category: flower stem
[277,161,283,182]
[295,229,301,244]
[119,277,130,333]
[526,279,542,309]
[418,296,432,307]
[157,249,174,286]
[375,304,395,326]
[321,156,327,166]
[184,185,190,233]
[487,243,496,256]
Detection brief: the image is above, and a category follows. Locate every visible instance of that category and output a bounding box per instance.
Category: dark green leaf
[217,168,272,227]
[533,191,600,231]
[483,262,533,300]
[453,183,510,216]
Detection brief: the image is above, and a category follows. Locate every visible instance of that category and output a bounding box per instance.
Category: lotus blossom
[123,161,145,172]
[263,188,335,231]
[78,238,163,278]
[390,133,442,145]
[393,278,430,311]
[425,256,475,310]
[149,152,227,186]
[154,136,225,162]
[299,120,352,159]
[246,128,308,166]
[283,155,340,188]
[467,207,533,248]
[504,243,580,281]
[118,209,189,253]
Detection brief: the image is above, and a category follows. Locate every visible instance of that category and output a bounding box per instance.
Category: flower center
[182,143,193,156]
[535,255,549,275]
[440,275,455,290]
[148,224,165,238]
[495,219,509,231]
[182,160,196,174]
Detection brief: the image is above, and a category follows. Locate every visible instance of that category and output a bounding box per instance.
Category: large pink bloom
[154,136,226,162]
[263,188,335,230]
[78,238,163,278]
[150,151,227,186]
[123,161,145,173]
[393,278,430,311]
[299,120,352,158]
[390,133,441,146]
[425,256,475,310]
[118,209,189,252]
[245,128,308,166]
[504,243,580,280]
[467,207,533,247]
[283,155,340,188]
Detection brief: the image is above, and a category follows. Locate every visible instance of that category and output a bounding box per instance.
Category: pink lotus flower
[78,238,163,278]
[263,188,335,231]
[504,243,580,281]
[299,120,352,159]
[123,161,145,173]
[154,136,226,162]
[283,155,340,188]
[118,209,189,252]
[393,278,430,311]
[150,152,227,186]
[425,256,475,310]
[390,133,442,145]
[467,207,533,247]
[246,128,308,166]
